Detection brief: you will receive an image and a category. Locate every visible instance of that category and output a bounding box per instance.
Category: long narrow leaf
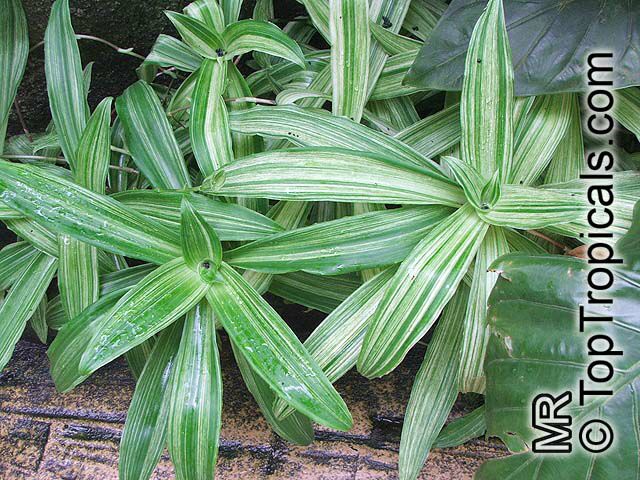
[0,241,39,290]
[190,59,233,176]
[44,0,89,168]
[0,252,57,371]
[399,283,469,480]
[269,271,360,313]
[545,93,584,183]
[206,263,353,430]
[358,204,488,378]
[120,321,182,480]
[225,206,453,275]
[330,0,369,121]
[180,198,223,275]
[509,93,572,186]
[113,190,283,241]
[0,0,29,150]
[79,258,208,376]
[394,104,460,159]
[223,20,306,67]
[228,105,445,171]
[231,341,315,445]
[59,237,99,319]
[0,161,181,263]
[165,12,225,59]
[75,97,112,193]
[58,97,113,320]
[201,147,464,206]
[274,267,396,419]
[433,405,486,449]
[48,290,124,391]
[167,302,222,480]
[477,185,585,229]
[144,33,203,72]
[460,0,514,183]
[116,81,191,189]
[459,227,509,393]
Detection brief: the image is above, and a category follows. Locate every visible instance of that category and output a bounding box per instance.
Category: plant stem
[13,100,32,142]
[527,229,570,252]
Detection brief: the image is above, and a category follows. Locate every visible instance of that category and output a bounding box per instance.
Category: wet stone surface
[0,334,506,479]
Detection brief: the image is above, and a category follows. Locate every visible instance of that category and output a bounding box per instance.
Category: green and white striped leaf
[369,51,423,100]
[44,0,89,168]
[433,405,486,449]
[58,97,113,320]
[58,237,99,320]
[242,200,310,295]
[4,217,59,258]
[509,93,573,186]
[545,93,584,183]
[442,156,488,210]
[477,185,585,229]
[614,86,640,142]
[459,227,509,393]
[223,20,306,67]
[402,0,446,41]
[394,104,461,159]
[165,11,225,59]
[191,59,233,176]
[0,241,39,290]
[201,147,464,206]
[0,251,57,371]
[399,283,469,480]
[366,97,419,132]
[225,206,453,275]
[125,339,156,380]
[269,271,360,314]
[116,81,191,189]
[370,22,421,56]
[79,258,208,376]
[330,0,369,122]
[29,295,49,344]
[460,0,514,183]
[274,267,396,420]
[231,341,315,445]
[301,0,330,41]
[75,97,112,192]
[0,161,181,264]
[228,105,445,171]
[276,88,331,106]
[0,0,29,150]
[184,0,225,32]
[113,190,283,241]
[225,63,265,161]
[220,0,242,25]
[180,198,223,278]
[358,204,489,378]
[145,34,203,72]
[48,290,123,391]
[205,263,353,430]
[167,302,222,480]
[120,321,182,480]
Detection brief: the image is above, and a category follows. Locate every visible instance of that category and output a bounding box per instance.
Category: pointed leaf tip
[180,197,223,281]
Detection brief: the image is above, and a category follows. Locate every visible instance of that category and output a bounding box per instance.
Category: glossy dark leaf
[478,205,640,478]
[406,0,640,95]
